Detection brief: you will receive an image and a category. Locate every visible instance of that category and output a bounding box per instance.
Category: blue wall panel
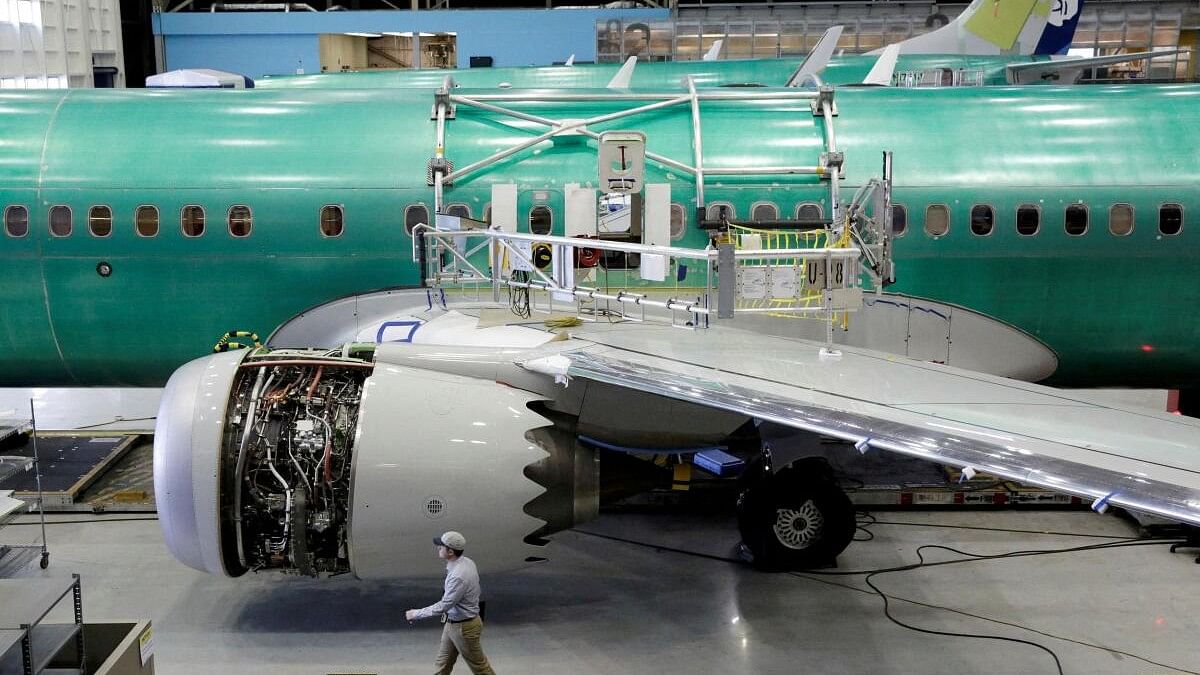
[156,9,666,78]
[163,35,319,80]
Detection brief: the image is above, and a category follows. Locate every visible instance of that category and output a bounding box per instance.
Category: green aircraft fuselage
[0,84,1195,389]
[254,54,1036,90]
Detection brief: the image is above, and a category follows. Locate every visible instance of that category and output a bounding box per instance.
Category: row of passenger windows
[3,200,810,241]
[5,200,1186,240]
[3,204,348,238]
[903,202,1184,238]
[704,201,824,223]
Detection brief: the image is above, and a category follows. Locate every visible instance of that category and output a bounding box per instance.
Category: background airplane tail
[886,0,1083,56]
[1035,0,1083,55]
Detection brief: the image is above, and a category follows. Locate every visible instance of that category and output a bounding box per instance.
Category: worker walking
[406,531,497,675]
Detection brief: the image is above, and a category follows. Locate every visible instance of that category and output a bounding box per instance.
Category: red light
[1155,617,1166,627]
[1140,344,1155,353]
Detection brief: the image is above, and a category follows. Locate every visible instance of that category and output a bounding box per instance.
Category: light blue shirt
[414,556,481,622]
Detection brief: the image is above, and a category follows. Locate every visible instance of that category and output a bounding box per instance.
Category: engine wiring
[572,519,1195,675]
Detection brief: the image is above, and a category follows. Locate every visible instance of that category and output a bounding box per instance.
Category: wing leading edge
[526,327,1200,528]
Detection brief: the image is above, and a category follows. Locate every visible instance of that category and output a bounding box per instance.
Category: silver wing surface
[521,322,1200,527]
[1005,49,1190,84]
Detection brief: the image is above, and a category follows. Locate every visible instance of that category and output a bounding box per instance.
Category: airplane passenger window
[1016,205,1040,236]
[4,205,29,238]
[445,203,471,220]
[228,205,252,237]
[706,202,735,222]
[1108,204,1134,237]
[320,205,343,237]
[1159,204,1183,235]
[1064,204,1088,236]
[670,203,686,241]
[796,203,824,224]
[181,205,205,237]
[136,206,159,237]
[890,204,906,236]
[751,202,778,222]
[529,205,552,235]
[970,204,993,236]
[924,204,949,237]
[49,206,72,237]
[88,206,112,237]
[404,204,429,236]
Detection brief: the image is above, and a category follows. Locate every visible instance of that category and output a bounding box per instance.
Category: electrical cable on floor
[865,519,1137,540]
[5,515,158,525]
[70,416,157,430]
[571,522,1193,675]
[853,512,876,541]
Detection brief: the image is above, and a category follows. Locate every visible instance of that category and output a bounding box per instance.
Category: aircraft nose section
[153,351,245,577]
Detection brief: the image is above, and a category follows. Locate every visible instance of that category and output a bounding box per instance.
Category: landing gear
[1179,389,1198,418]
[1168,526,1200,564]
[736,459,856,570]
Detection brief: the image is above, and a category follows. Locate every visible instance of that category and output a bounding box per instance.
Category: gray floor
[1,509,1197,675]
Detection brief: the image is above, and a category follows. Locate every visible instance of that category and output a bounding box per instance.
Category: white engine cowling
[154,349,577,579]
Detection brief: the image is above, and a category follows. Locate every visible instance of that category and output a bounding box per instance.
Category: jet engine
[154,347,594,579]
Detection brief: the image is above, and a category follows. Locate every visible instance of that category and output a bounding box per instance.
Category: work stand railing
[414,225,862,353]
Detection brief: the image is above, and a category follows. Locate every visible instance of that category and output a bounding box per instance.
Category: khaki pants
[433,616,495,675]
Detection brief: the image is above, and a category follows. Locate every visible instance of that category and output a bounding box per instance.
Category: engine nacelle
[155,348,586,579]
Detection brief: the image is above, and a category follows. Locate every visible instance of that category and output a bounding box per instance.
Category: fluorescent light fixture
[344,32,382,38]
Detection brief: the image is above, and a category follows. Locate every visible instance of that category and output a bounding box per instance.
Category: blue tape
[1092,491,1118,514]
[375,320,422,344]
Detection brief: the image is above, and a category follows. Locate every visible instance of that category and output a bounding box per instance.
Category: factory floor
[0,509,1196,675]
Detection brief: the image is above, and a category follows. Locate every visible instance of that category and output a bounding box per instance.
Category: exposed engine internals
[219,353,372,576]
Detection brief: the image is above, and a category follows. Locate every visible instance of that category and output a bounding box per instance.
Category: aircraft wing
[519,323,1200,527]
[1006,49,1189,84]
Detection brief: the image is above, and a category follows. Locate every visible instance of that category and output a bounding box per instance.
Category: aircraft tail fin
[702,40,724,61]
[607,56,637,89]
[878,0,1084,56]
[862,44,901,85]
[785,25,844,87]
[565,54,575,67]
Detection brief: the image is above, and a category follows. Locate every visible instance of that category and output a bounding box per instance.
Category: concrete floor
[1,509,1197,675]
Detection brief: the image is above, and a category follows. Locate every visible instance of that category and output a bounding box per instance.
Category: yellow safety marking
[672,463,692,491]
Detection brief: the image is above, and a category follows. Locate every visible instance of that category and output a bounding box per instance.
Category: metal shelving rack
[0,402,51,572]
[0,574,86,675]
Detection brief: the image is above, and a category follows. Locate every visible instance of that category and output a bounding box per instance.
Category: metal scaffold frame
[0,401,50,573]
[427,77,847,230]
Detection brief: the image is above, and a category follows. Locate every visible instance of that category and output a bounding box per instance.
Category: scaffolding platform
[0,435,144,511]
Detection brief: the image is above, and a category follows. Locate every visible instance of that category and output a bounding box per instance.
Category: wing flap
[539,334,1200,527]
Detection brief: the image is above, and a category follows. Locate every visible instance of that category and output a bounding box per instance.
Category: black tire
[39,552,49,569]
[736,462,855,571]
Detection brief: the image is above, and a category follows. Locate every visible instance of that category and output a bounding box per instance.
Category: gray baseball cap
[433,531,466,550]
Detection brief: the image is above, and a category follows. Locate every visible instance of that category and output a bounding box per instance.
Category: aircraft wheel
[736,461,855,571]
[39,552,49,569]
